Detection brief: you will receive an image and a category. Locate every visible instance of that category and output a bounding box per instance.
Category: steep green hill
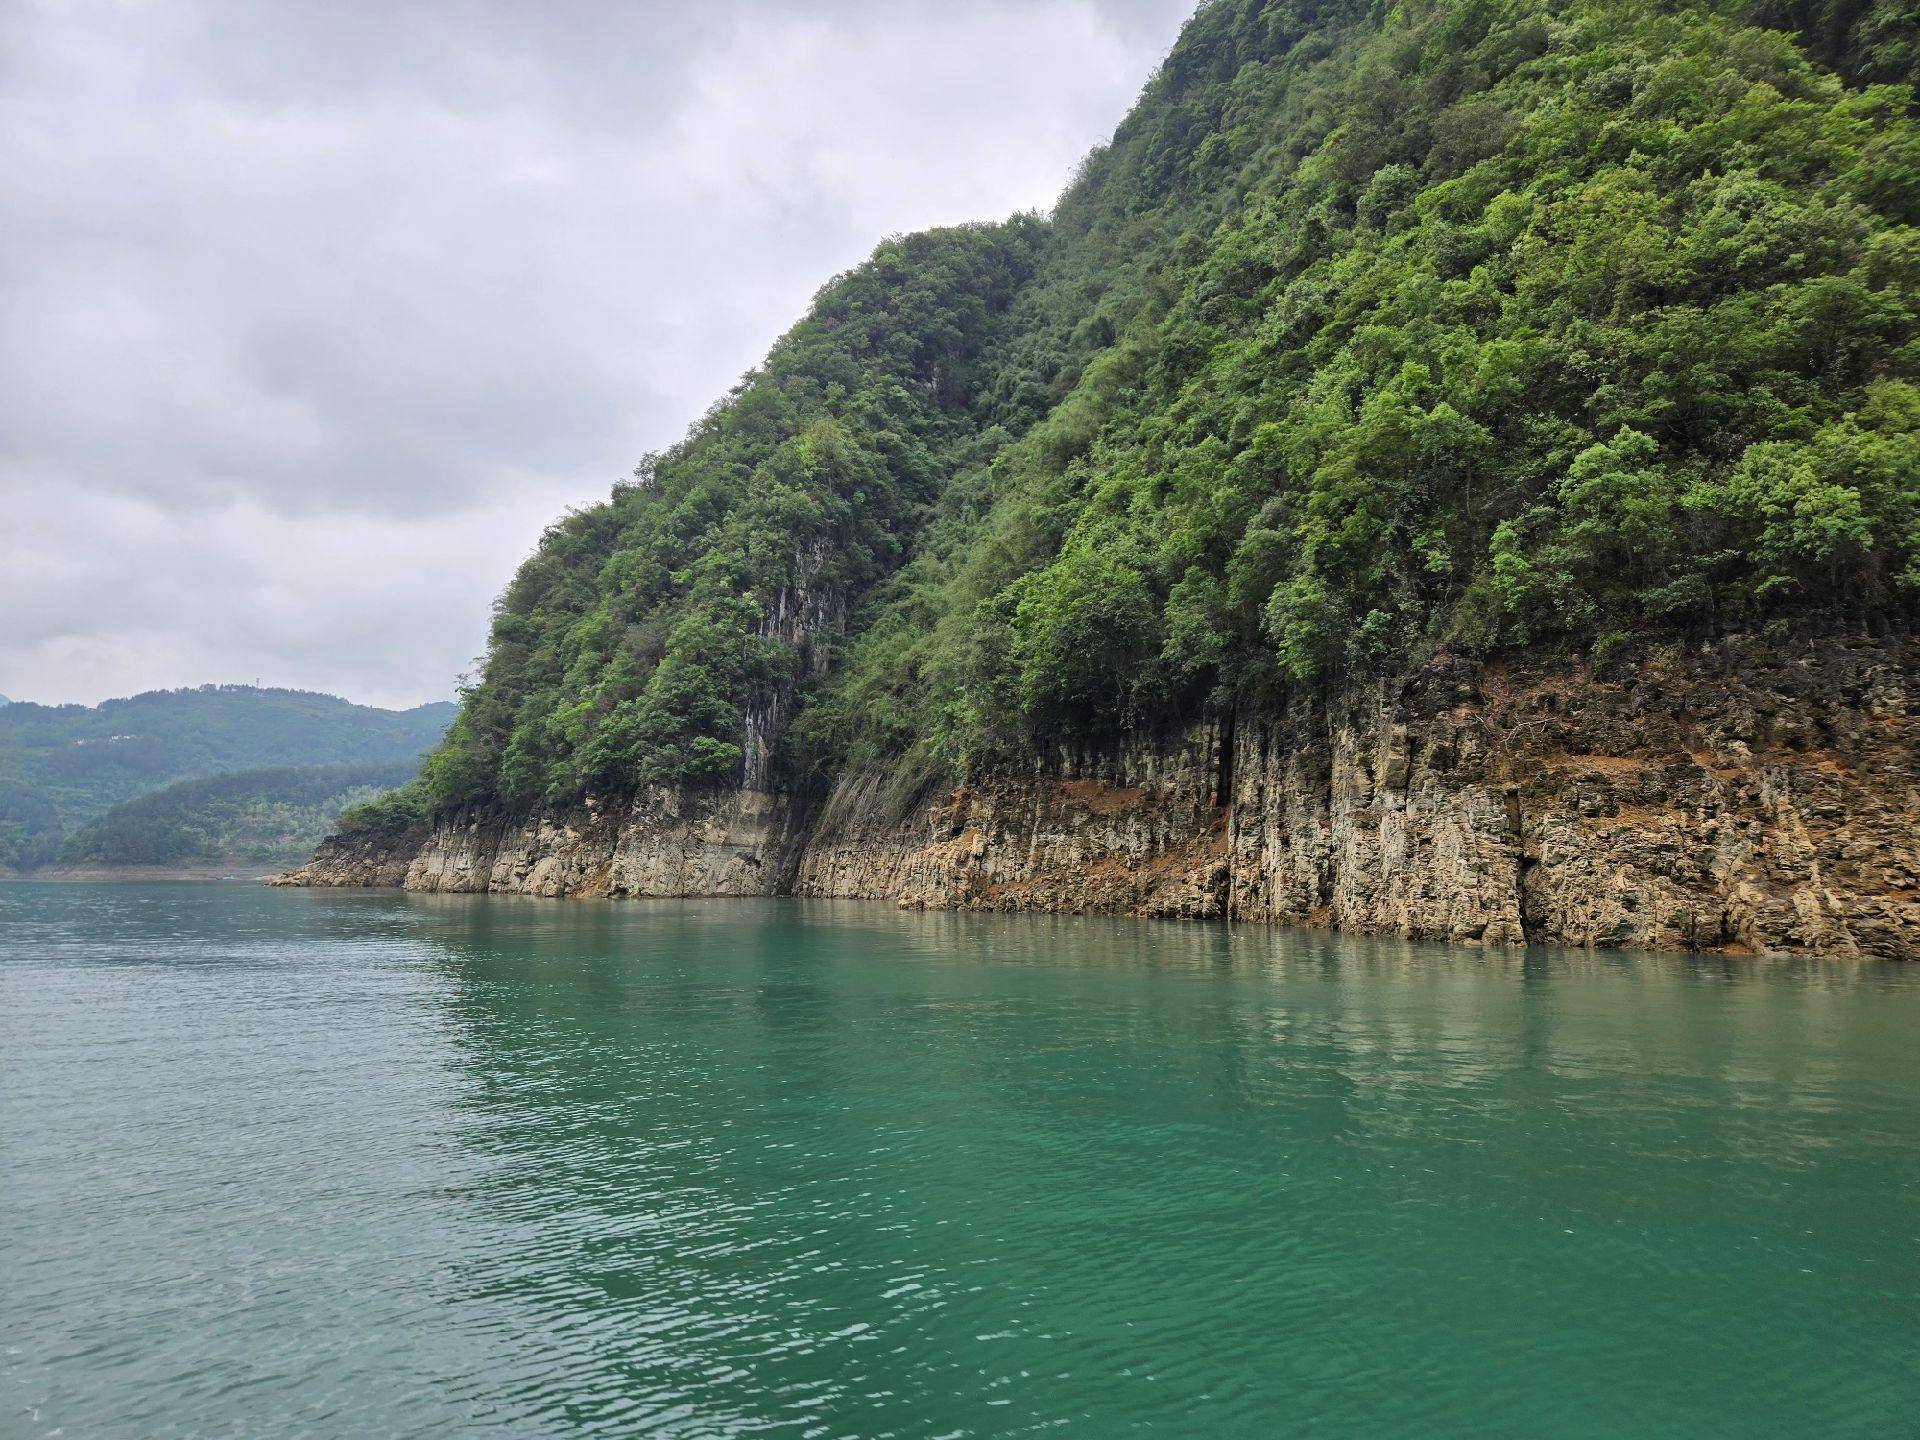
[354,0,1918,839]
[0,687,454,868]
[56,762,421,870]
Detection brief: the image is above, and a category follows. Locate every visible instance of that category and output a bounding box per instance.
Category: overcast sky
[0,0,1194,710]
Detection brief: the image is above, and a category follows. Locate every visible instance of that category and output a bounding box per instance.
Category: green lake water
[3,883,1916,1437]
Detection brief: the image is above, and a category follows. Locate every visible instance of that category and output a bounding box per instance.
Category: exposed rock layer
[286,787,810,899]
[279,635,1919,958]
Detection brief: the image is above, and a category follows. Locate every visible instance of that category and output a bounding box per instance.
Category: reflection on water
[4,885,1917,1437]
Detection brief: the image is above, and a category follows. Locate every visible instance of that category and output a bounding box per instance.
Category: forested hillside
[57,763,419,870]
[352,0,1918,841]
[0,687,453,869]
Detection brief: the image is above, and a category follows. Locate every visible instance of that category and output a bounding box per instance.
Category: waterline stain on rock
[280,635,1919,960]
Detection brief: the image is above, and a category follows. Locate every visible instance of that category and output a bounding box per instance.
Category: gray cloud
[0,0,1194,708]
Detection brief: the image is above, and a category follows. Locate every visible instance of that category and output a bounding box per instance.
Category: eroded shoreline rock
[278,635,1920,959]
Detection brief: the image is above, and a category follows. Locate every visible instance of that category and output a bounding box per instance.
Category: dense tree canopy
[374,0,1919,832]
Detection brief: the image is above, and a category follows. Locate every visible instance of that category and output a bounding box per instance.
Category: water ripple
[4,885,1918,1437]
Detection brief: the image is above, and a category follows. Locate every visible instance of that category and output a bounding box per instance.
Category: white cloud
[0,0,1194,706]
[1,477,578,709]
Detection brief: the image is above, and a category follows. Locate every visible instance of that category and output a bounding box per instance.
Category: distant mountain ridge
[0,685,454,870]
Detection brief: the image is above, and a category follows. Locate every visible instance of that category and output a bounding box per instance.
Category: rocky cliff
[286,785,811,898]
[280,635,1919,959]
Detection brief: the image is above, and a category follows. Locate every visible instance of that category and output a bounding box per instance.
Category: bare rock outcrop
[281,634,1919,958]
[795,635,1918,958]
[279,787,808,899]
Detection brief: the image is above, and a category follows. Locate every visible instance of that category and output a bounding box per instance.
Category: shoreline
[5,865,284,884]
[280,635,1919,960]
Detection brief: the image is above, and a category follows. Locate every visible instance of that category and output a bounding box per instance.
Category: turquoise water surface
[3,883,1916,1436]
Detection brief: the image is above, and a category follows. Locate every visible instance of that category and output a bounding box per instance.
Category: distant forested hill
[56,762,421,871]
[0,687,453,869]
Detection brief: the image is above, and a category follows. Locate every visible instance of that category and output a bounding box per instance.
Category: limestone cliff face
[281,635,1918,958]
[793,725,1233,921]
[283,823,428,889]
[282,787,807,899]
